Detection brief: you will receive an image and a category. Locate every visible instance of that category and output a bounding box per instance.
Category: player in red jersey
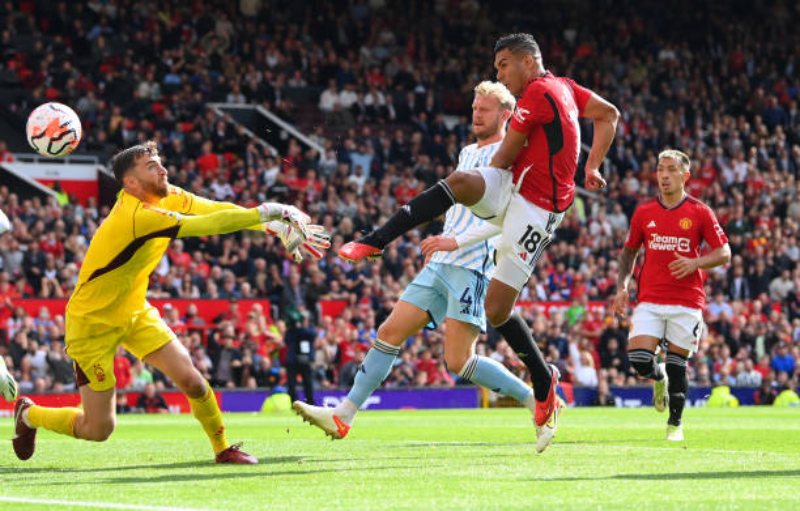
[613,149,731,441]
[339,33,619,449]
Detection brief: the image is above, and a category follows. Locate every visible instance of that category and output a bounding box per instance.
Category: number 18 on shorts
[493,194,565,291]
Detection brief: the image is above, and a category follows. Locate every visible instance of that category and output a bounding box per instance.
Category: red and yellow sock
[27,406,81,437]
[188,384,229,454]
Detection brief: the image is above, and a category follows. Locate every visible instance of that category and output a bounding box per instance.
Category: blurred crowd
[1,0,800,402]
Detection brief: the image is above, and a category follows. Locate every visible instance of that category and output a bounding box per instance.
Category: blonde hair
[473,81,516,112]
[658,149,691,172]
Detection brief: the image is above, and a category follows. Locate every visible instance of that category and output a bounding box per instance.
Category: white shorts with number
[629,302,704,353]
[492,192,565,291]
[469,167,514,222]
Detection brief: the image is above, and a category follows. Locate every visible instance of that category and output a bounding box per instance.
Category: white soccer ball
[26,102,83,158]
[0,356,18,402]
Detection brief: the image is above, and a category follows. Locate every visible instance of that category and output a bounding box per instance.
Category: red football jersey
[509,72,592,212]
[625,195,728,310]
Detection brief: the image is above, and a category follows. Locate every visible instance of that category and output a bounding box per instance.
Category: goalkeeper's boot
[666,423,684,442]
[13,397,37,461]
[653,362,669,412]
[293,401,350,440]
[215,442,258,464]
[338,240,382,263]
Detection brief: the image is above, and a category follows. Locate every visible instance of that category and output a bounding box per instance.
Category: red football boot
[215,442,258,464]
[338,241,382,262]
[13,397,37,461]
[534,365,561,427]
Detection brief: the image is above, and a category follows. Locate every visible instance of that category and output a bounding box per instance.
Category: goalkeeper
[12,141,330,464]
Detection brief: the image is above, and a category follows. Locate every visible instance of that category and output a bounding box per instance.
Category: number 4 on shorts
[460,287,472,314]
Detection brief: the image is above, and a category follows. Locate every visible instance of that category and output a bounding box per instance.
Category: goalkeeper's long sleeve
[176,208,262,238]
[164,185,265,231]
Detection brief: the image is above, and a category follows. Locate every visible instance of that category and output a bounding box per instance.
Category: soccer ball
[26,102,82,158]
[0,355,18,402]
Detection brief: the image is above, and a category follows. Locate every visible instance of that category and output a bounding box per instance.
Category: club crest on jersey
[93,364,106,383]
[649,233,690,253]
[513,106,530,123]
[679,218,692,230]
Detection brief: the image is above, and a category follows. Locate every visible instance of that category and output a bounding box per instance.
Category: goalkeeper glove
[266,221,331,263]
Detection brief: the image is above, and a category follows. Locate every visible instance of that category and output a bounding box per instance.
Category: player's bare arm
[669,244,732,279]
[488,126,527,170]
[581,93,620,191]
[613,245,639,315]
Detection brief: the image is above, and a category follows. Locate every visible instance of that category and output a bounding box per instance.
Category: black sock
[628,349,664,380]
[495,313,552,401]
[360,180,456,249]
[666,352,688,426]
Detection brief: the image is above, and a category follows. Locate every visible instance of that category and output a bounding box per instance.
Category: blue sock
[460,355,533,404]
[345,339,400,408]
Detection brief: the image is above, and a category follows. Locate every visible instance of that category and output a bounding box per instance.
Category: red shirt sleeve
[564,78,593,116]
[625,208,643,249]
[509,83,551,133]
[701,205,728,249]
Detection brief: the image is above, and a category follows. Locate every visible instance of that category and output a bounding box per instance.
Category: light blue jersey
[429,141,501,276]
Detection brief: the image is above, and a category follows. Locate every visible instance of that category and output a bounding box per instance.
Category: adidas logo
[402,205,411,215]
[647,220,656,228]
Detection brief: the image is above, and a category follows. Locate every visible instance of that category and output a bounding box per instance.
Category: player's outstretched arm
[163,185,268,232]
[581,93,620,191]
[613,245,639,316]
[668,244,731,279]
[164,186,330,260]
[175,203,310,239]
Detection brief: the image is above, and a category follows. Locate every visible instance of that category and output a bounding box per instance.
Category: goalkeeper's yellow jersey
[65,185,255,337]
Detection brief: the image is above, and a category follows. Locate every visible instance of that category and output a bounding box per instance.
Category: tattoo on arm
[617,246,638,290]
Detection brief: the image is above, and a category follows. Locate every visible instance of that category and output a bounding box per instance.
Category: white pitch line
[0,496,211,511]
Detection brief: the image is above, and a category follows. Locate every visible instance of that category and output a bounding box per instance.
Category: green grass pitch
[1,407,799,510]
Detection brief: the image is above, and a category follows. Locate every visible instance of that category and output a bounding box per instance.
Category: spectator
[136,383,170,413]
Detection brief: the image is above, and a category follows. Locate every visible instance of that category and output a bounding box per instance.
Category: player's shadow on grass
[539,470,800,482]
[1,456,305,475]
[96,464,427,484]
[619,470,800,481]
[387,441,528,449]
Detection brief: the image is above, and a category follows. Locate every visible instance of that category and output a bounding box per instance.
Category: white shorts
[469,167,513,223]
[492,193,565,291]
[629,302,704,353]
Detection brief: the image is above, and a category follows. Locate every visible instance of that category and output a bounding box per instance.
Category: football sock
[188,383,229,454]
[27,405,80,437]
[459,354,534,406]
[666,352,689,426]
[495,313,552,401]
[342,339,400,420]
[334,398,359,424]
[359,180,456,249]
[628,349,664,381]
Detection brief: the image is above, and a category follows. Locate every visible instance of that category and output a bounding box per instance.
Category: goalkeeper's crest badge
[94,364,106,383]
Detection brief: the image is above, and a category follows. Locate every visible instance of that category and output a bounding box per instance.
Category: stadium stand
[0,0,799,401]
